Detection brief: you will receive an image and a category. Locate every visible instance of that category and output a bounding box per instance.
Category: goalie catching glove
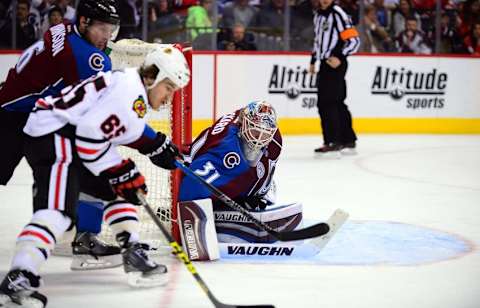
[102,159,147,205]
[139,132,180,170]
[235,195,272,211]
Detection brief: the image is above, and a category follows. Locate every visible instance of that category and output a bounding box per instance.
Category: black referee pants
[316,59,357,145]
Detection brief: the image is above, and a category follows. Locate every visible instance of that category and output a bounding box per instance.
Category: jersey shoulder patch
[132,95,147,118]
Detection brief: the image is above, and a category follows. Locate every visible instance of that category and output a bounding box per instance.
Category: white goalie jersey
[24,68,150,175]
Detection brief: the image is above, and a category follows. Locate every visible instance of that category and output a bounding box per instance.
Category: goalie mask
[239,101,278,150]
[142,46,191,90]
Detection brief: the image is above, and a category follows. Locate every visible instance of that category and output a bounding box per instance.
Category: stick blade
[309,209,349,252]
[275,222,330,241]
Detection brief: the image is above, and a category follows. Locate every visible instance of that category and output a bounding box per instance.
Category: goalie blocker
[177,199,303,260]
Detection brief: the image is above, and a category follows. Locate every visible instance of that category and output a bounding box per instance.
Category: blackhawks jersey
[179,111,282,203]
[23,68,156,175]
[0,23,111,112]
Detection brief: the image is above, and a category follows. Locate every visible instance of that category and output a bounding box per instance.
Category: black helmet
[76,0,120,25]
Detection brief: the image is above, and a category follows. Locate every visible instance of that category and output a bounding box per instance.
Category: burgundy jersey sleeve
[0,23,77,110]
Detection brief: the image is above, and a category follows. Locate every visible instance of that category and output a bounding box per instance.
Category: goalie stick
[307,209,349,253]
[136,193,274,308]
[175,160,330,242]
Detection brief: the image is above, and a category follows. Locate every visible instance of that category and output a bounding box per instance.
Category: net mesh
[98,39,191,248]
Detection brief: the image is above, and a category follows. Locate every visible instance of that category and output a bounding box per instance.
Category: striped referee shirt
[310,4,360,63]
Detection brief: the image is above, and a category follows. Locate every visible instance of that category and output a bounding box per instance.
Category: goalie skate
[122,243,168,288]
[0,270,47,308]
[71,232,122,271]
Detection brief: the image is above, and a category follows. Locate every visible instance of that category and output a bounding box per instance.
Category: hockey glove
[102,159,147,205]
[140,132,180,170]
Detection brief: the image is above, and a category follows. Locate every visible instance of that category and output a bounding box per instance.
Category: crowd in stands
[0,0,479,54]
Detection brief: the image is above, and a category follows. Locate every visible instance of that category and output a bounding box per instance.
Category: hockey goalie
[177,100,306,260]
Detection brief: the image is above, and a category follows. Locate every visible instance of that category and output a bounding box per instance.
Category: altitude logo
[371,66,448,110]
[268,65,318,109]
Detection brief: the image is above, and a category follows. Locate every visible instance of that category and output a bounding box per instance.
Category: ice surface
[1,135,479,308]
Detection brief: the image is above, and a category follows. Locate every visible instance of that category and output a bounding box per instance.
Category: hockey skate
[71,232,122,271]
[0,269,47,308]
[340,142,357,156]
[122,242,168,288]
[314,143,342,159]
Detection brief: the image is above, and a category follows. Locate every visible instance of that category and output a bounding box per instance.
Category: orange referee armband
[340,27,359,41]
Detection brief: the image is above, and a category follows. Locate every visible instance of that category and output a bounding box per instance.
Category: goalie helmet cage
[100,40,192,247]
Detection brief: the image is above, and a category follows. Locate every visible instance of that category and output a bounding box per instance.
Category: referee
[309,0,360,155]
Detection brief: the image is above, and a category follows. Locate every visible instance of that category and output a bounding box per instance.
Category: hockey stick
[307,209,349,253]
[137,193,274,308]
[175,160,330,241]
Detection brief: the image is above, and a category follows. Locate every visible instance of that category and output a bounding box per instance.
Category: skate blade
[71,254,123,271]
[340,148,357,156]
[314,151,341,159]
[0,293,46,308]
[127,271,169,288]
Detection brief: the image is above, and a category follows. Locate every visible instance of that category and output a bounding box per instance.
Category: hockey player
[0,45,190,307]
[175,101,308,250]
[180,100,281,210]
[0,0,123,267]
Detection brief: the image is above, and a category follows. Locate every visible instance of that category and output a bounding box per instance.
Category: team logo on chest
[132,95,147,118]
[322,20,330,32]
[89,53,105,71]
[223,152,241,169]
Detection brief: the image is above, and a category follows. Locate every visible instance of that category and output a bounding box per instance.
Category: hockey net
[99,39,192,248]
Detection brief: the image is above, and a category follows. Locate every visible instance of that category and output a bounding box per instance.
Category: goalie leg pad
[215,202,303,243]
[178,199,220,261]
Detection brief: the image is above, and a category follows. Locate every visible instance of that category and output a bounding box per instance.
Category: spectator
[221,0,258,28]
[47,5,63,26]
[55,0,75,22]
[290,0,319,51]
[391,0,421,37]
[458,0,480,38]
[117,0,140,39]
[338,0,359,24]
[463,22,480,55]
[0,0,37,49]
[427,13,463,53]
[149,0,184,43]
[219,23,257,50]
[39,4,64,35]
[0,1,11,28]
[359,5,393,52]
[396,17,431,54]
[254,0,285,35]
[186,0,213,40]
[373,0,391,29]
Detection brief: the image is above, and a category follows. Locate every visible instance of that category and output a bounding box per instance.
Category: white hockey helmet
[239,100,278,150]
[142,45,190,90]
